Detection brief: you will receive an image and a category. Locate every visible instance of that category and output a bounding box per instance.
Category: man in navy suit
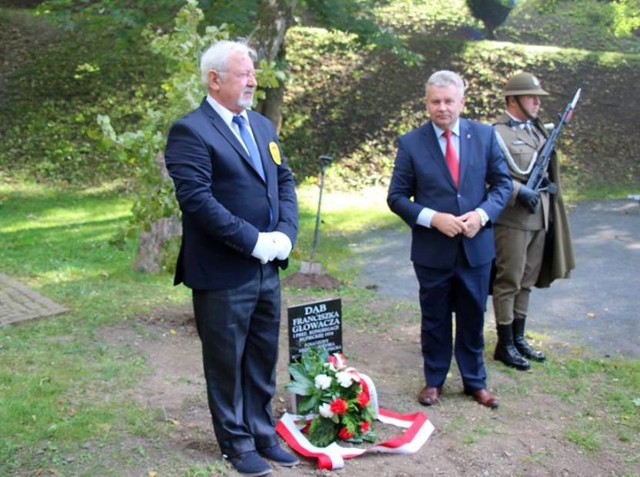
[387,70,512,409]
[165,40,299,476]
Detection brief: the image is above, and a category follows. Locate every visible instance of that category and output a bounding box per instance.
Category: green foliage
[201,0,261,36]
[611,0,640,36]
[98,0,227,241]
[0,183,192,474]
[2,0,640,195]
[288,347,330,401]
[284,15,640,191]
[514,0,640,51]
[36,0,184,34]
[0,6,167,183]
[307,415,340,447]
[303,0,422,64]
[373,0,481,35]
[536,0,640,34]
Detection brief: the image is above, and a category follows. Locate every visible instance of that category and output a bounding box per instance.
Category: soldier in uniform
[491,72,575,370]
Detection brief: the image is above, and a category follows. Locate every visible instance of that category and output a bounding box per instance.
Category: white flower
[324,362,337,373]
[319,402,334,418]
[314,374,332,390]
[335,371,355,388]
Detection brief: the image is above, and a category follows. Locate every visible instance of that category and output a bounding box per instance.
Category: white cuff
[416,207,436,228]
[475,208,489,227]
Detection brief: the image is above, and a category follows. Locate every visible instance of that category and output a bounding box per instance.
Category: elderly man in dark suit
[387,70,512,409]
[165,40,298,476]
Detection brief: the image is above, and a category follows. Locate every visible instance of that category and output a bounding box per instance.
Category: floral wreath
[286,348,376,447]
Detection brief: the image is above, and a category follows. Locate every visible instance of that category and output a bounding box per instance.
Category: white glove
[271,231,293,260]
[251,232,279,264]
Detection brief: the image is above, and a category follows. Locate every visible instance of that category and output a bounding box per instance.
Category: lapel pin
[269,141,282,165]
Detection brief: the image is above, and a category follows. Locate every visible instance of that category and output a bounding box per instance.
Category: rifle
[525,88,581,193]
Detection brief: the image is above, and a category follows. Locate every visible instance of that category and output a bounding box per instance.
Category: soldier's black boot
[513,315,546,362]
[494,324,530,370]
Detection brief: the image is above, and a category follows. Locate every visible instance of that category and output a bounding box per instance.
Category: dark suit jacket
[387,118,512,269]
[165,99,298,290]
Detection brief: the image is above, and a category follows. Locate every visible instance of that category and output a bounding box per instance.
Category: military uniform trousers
[492,223,546,325]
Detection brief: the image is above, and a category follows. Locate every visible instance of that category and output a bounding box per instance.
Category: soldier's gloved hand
[541,179,558,195]
[517,185,539,213]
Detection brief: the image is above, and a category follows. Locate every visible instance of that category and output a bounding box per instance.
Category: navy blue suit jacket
[165,99,298,290]
[387,118,512,269]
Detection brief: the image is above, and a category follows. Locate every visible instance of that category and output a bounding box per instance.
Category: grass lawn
[1,181,638,475]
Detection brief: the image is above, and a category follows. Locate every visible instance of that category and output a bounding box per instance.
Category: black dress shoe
[226,451,272,476]
[258,444,300,467]
[465,388,499,409]
[418,386,441,406]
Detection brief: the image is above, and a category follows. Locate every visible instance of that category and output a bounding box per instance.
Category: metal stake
[309,155,333,262]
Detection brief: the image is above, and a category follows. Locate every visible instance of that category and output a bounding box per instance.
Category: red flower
[330,398,348,415]
[360,421,370,433]
[301,422,311,434]
[357,391,370,408]
[338,427,354,440]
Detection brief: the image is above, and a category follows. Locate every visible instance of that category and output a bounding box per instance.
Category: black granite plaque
[288,298,342,363]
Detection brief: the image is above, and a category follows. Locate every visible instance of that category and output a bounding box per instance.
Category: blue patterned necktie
[233,115,265,181]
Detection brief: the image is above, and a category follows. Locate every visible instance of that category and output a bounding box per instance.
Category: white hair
[426,70,465,96]
[199,40,257,85]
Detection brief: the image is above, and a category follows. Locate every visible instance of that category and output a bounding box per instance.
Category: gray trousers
[192,263,281,458]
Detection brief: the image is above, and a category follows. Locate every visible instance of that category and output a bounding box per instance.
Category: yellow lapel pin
[269,141,282,165]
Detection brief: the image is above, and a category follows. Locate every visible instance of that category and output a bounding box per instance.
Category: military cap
[503,72,549,96]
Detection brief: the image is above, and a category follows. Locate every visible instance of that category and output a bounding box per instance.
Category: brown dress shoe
[418,386,441,406]
[466,389,499,409]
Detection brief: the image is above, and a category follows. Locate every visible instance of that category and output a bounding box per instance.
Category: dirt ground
[97,297,634,477]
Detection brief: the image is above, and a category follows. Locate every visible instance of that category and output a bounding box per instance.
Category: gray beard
[238,95,254,110]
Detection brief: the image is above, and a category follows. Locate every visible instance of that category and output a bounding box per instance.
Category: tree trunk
[248,0,296,131]
[132,152,182,273]
[259,65,286,131]
[132,216,181,273]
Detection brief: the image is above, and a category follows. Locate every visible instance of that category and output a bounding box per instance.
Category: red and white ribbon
[276,373,434,470]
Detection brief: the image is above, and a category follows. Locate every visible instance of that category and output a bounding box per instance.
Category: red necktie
[443,129,459,187]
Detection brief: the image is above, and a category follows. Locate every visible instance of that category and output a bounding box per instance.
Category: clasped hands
[251,231,292,264]
[431,211,483,238]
